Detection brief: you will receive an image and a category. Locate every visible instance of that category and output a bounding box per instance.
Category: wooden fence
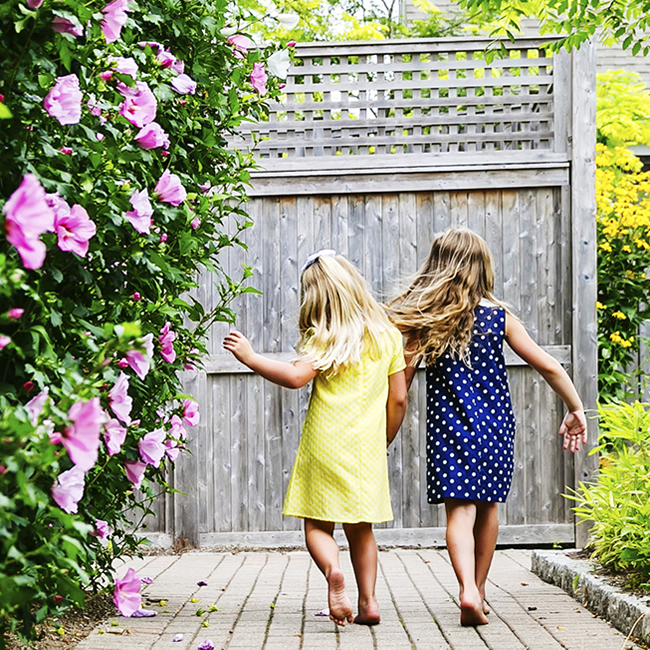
[142,37,598,550]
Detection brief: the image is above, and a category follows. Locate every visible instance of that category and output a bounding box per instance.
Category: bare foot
[354,597,381,626]
[460,594,489,627]
[327,569,353,627]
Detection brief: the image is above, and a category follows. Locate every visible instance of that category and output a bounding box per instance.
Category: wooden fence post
[172,368,205,548]
[570,40,599,549]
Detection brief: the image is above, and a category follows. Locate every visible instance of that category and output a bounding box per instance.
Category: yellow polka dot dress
[283,327,406,524]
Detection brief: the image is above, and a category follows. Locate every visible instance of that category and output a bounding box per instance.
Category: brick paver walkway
[75,549,641,650]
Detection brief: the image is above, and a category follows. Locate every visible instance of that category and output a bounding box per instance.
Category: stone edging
[532,549,650,644]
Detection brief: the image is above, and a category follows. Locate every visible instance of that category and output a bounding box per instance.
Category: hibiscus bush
[0,0,291,643]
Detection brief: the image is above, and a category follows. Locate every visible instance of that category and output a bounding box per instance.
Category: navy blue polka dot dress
[425,303,516,504]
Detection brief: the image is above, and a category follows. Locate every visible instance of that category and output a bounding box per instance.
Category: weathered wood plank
[284,74,554,95]
[484,190,503,295]
[230,372,248,532]
[553,50,571,156]
[467,190,486,237]
[205,345,572,374]
[248,166,569,197]
[391,192,418,530]
[294,37,557,58]
[269,92,556,115]
[262,198,284,532]
[250,112,557,136]
[331,195,349,258]
[211,374,232,533]
[252,152,570,176]
[348,194,365,271]
[251,130,556,154]
[365,193,383,295]
[243,200,266,533]
[293,57,554,76]
[198,523,573,549]
[279,197,301,532]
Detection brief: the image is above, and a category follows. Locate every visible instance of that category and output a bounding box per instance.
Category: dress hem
[283,511,393,524]
[427,496,507,505]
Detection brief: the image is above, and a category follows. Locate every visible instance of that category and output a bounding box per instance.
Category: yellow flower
[600,242,613,252]
[596,302,606,309]
[612,311,627,319]
[622,245,632,252]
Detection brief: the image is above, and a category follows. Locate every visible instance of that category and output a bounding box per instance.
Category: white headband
[301,249,336,273]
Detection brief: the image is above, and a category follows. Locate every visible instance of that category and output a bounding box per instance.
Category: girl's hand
[558,410,587,453]
[223,330,255,365]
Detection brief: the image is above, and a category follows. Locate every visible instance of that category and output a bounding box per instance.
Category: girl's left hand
[223,330,255,365]
[558,410,587,452]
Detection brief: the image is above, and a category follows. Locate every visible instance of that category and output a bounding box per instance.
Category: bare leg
[304,518,353,626]
[444,498,489,626]
[343,522,381,625]
[474,502,498,615]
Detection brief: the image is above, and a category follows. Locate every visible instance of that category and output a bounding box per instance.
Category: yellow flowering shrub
[596,143,650,399]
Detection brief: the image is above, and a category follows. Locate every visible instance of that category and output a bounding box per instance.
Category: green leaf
[59,42,72,71]
[0,103,12,119]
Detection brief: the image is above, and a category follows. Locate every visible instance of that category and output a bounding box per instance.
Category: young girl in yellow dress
[223,251,407,627]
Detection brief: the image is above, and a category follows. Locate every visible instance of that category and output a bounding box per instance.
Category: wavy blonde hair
[298,255,391,375]
[387,227,507,366]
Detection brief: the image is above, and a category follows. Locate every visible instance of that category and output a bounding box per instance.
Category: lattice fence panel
[233,38,560,171]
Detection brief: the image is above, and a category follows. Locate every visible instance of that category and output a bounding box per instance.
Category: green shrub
[568,401,650,590]
[0,0,288,643]
[595,145,650,401]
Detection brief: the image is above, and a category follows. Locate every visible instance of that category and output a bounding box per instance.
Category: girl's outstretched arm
[387,370,408,448]
[223,330,318,389]
[505,314,587,453]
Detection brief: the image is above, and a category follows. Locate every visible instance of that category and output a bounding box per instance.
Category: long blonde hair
[298,254,391,375]
[387,227,507,365]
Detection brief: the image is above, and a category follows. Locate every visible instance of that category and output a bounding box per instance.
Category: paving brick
[73,550,644,650]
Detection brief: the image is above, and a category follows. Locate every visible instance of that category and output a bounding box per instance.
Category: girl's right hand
[223,330,255,365]
[558,409,587,453]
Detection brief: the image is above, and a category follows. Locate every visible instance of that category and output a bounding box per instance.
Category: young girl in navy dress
[387,227,587,627]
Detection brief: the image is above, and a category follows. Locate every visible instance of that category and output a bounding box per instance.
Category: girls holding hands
[223,251,407,627]
[388,227,587,626]
[225,229,587,630]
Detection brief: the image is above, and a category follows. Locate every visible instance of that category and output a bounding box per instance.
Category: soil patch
[4,592,115,650]
[566,550,650,603]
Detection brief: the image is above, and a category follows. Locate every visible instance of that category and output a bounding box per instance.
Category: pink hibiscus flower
[104,417,127,456]
[51,465,86,514]
[44,74,82,125]
[55,204,96,257]
[101,0,132,44]
[2,174,55,269]
[61,397,106,471]
[125,189,153,234]
[108,372,132,424]
[113,567,142,617]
